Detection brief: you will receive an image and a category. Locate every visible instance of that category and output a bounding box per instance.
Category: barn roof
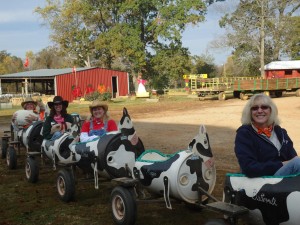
[0,67,93,78]
[264,60,300,70]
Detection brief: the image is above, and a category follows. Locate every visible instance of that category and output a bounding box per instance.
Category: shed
[0,67,130,102]
[264,60,300,79]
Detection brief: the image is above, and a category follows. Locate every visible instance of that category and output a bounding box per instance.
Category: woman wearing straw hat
[12,97,46,127]
[42,96,73,141]
[80,100,118,142]
[21,97,37,110]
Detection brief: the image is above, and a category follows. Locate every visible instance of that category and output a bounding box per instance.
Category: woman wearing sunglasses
[235,93,300,177]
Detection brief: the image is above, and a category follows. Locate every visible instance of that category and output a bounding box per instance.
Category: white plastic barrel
[134,150,216,203]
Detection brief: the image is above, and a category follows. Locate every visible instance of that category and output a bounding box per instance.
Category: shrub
[84,91,112,101]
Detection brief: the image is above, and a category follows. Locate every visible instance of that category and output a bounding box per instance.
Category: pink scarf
[54,115,66,131]
[54,115,65,124]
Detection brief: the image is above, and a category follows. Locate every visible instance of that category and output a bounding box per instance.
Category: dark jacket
[235,124,297,177]
[42,114,74,140]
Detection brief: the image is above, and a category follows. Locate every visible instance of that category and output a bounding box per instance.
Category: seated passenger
[235,93,300,177]
[43,96,73,141]
[12,97,46,129]
[80,100,118,142]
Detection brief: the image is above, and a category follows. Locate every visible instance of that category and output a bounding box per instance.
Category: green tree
[289,16,300,60]
[33,47,71,69]
[35,0,95,67]
[0,51,23,75]
[150,42,191,89]
[190,54,217,77]
[35,0,222,88]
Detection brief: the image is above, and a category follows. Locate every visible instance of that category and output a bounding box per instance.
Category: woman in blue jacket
[235,93,300,177]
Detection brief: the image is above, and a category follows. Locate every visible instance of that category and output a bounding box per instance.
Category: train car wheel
[25,157,39,183]
[1,139,8,159]
[7,146,17,169]
[56,169,75,202]
[111,186,137,225]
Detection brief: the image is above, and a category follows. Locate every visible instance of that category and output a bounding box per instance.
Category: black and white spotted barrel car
[224,172,300,225]
[25,108,145,202]
[3,110,43,169]
[25,112,82,183]
[110,125,216,225]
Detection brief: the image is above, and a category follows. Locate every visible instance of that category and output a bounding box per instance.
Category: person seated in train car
[234,93,300,178]
[12,96,46,129]
[42,96,73,142]
[79,100,118,142]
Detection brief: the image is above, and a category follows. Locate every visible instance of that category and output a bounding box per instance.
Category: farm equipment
[184,75,300,101]
[25,108,145,202]
[185,59,300,100]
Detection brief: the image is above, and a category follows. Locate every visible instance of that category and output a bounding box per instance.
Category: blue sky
[0,1,51,59]
[0,0,233,65]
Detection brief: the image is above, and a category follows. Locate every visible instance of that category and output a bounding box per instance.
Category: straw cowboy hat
[21,97,37,108]
[89,100,108,114]
[47,96,69,109]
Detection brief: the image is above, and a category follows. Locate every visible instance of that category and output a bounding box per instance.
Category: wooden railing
[190,77,261,91]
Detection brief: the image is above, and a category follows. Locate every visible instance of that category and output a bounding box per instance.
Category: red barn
[264,60,300,79]
[56,67,129,101]
[0,67,130,102]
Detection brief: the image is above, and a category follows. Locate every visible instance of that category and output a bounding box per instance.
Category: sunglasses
[251,105,270,111]
[54,103,62,106]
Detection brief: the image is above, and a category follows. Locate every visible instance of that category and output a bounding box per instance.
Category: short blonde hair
[241,93,280,126]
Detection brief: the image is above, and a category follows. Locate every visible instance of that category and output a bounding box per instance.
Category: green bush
[102,92,112,101]
[85,91,112,101]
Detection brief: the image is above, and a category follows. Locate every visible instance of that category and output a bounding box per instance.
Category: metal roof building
[0,67,130,102]
[264,60,300,70]
[264,60,300,79]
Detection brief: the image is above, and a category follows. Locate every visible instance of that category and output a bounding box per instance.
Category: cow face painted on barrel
[69,107,145,179]
[118,107,144,157]
[187,124,215,195]
[133,125,216,207]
